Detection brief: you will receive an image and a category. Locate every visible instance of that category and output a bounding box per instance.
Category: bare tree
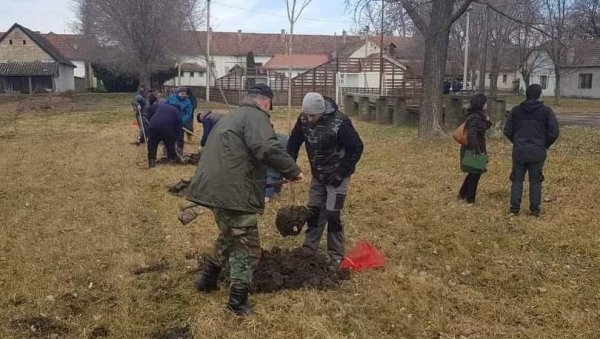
[538,0,575,100]
[400,0,476,138]
[72,0,204,86]
[571,0,600,38]
[286,0,313,113]
[347,0,414,36]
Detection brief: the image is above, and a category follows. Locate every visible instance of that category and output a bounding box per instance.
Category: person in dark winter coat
[131,86,150,145]
[443,79,451,94]
[196,110,224,147]
[165,87,193,154]
[185,87,198,143]
[504,84,559,216]
[458,94,492,203]
[187,84,303,316]
[146,103,183,168]
[288,93,364,271]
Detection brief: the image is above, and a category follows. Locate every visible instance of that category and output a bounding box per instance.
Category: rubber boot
[148,159,156,168]
[194,261,221,292]
[226,285,254,316]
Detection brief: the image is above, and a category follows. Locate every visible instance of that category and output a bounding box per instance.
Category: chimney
[281,29,286,43]
[342,30,347,44]
[237,29,242,44]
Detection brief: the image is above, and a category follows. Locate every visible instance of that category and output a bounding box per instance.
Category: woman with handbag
[458,94,492,203]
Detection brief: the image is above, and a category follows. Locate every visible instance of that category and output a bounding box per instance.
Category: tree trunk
[522,71,530,87]
[488,52,500,97]
[418,31,450,138]
[554,65,561,104]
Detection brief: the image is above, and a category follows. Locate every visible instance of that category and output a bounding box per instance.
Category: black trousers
[147,127,178,161]
[459,173,482,203]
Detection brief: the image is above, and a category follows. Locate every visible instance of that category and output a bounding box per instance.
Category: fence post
[375,97,391,124]
[359,96,371,122]
[393,97,408,125]
[343,94,357,116]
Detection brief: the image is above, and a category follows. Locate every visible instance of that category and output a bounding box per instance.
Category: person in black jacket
[458,94,492,203]
[146,102,183,168]
[504,84,559,216]
[288,93,364,271]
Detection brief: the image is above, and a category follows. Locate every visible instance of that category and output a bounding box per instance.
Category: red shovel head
[339,240,385,271]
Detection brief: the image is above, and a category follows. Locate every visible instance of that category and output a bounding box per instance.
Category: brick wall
[0,28,54,62]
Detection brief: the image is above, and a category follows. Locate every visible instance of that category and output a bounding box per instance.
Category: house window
[180,70,184,77]
[540,75,548,89]
[22,40,26,45]
[579,73,593,89]
[502,74,507,84]
[9,39,12,44]
[190,72,195,78]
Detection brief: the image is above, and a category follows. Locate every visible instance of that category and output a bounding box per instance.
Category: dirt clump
[168,179,191,198]
[131,260,171,275]
[217,247,351,293]
[11,315,69,337]
[89,326,110,338]
[275,205,310,237]
[151,324,192,339]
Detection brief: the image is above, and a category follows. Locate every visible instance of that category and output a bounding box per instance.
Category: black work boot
[148,159,156,168]
[226,285,254,316]
[194,261,221,292]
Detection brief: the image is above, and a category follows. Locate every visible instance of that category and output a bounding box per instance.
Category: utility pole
[206,0,211,102]
[478,3,489,94]
[463,6,472,92]
[379,0,385,95]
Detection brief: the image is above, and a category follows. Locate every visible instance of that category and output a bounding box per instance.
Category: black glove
[327,174,345,188]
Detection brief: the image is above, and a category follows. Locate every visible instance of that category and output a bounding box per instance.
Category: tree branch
[449,0,476,25]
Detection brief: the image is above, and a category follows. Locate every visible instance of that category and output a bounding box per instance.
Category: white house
[0,23,75,93]
[165,62,206,87]
[44,33,97,90]
[522,40,600,98]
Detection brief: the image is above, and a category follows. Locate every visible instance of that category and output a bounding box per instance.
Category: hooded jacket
[504,100,560,162]
[287,96,364,184]
[186,99,300,213]
[165,95,193,127]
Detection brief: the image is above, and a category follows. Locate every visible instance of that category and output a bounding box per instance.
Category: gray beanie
[302,92,326,115]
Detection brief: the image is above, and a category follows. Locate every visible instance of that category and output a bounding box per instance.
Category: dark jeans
[459,173,482,203]
[147,127,178,161]
[510,160,545,213]
[265,173,283,199]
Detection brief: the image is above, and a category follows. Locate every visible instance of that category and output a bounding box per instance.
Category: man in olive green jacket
[186,84,303,315]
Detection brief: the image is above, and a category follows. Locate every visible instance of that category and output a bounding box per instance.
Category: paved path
[556,113,600,127]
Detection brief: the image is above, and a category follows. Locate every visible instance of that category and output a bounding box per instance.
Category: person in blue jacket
[165,86,192,155]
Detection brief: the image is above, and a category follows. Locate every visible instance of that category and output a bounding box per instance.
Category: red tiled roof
[563,39,600,67]
[44,33,94,60]
[263,54,329,69]
[180,62,205,72]
[176,31,366,56]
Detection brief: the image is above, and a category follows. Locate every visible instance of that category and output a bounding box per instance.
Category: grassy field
[1,93,599,338]
[501,95,600,114]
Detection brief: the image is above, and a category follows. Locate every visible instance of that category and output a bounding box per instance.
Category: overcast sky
[1,0,356,35]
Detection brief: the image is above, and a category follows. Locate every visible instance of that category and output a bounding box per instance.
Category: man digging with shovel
[185,84,304,315]
[288,93,363,271]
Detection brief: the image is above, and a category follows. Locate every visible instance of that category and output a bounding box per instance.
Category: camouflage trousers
[208,208,261,288]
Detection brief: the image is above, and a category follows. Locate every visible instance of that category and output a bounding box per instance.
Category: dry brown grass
[502,95,600,115]
[1,93,599,338]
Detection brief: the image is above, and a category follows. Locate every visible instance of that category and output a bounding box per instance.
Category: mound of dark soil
[216,247,351,293]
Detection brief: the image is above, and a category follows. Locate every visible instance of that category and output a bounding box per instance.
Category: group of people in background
[131,86,215,167]
[458,84,560,217]
[443,78,464,94]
